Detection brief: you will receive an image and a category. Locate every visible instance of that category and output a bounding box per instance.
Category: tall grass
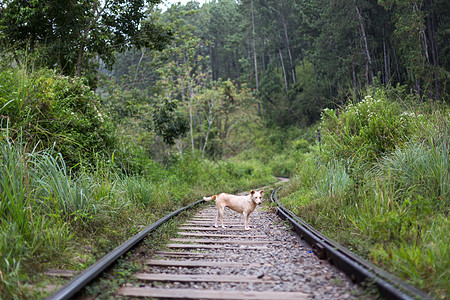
[0,137,31,232]
[0,138,71,297]
[375,138,449,209]
[31,151,99,222]
[122,176,171,212]
[316,160,354,200]
[279,86,449,298]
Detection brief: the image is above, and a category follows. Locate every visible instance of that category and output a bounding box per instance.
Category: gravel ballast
[122,199,368,299]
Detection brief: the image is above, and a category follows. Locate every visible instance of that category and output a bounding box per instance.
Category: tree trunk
[175,138,183,157]
[424,0,440,99]
[392,44,402,83]
[283,21,296,85]
[354,3,372,85]
[202,99,215,156]
[209,44,215,80]
[235,50,241,79]
[313,63,318,84]
[279,49,289,96]
[134,49,145,82]
[76,0,107,76]
[76,37,86,76]
[261,39,266,77]
[383,29,390,85]
[250,0,259,91]
[188,82,195,154]
[352,64,358,98]
[278,0,296,84]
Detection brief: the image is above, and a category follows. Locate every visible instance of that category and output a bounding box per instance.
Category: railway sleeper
[116,206,361,299]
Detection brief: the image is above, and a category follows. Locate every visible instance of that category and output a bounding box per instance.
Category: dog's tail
[203,195,218,201]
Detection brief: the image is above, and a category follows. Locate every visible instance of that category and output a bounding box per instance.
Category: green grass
[0,135,275,299]
[278,87,449,299]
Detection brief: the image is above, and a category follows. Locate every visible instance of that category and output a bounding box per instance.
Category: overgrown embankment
[0,68,275,299]
[279,85,449,298]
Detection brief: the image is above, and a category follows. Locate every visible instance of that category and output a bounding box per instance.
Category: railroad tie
[119,287,308,300]
[116,205,339,299]
[117,287,309,299]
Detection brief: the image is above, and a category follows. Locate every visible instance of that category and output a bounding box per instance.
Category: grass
[0,139,72,298]
[278,87,449,299]
[0,134,275,299]
[80,203,203,299]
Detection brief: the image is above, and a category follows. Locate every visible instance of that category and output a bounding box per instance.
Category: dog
[203,190,264,230]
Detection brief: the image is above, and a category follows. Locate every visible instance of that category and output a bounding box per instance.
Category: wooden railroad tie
[117,287,309,299]
[177,232,261,238]
[178,226,260,232]
[170,238,273,245]
[133,273,277,283]
[166,243,268,250]
[146,259,272,268]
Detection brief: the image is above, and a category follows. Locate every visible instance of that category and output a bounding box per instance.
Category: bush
[319,89,413,166]
[280,85,449,297]
[0,67,115,168]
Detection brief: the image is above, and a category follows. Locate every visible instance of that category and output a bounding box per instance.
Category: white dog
[203,190,263,230]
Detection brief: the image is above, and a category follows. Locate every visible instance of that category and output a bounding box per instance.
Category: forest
[0,0,448,298]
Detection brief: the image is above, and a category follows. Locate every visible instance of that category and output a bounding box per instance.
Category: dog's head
[250,190,264,205]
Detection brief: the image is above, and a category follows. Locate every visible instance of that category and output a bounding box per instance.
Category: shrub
[319,88,413,168]
[0,67,115,168]
[281,85,449,297]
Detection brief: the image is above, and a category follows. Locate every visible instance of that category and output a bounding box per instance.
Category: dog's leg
[219,206,226,228]
[214,207,219,228]
[216,205,225,228]
[243,212,250,230]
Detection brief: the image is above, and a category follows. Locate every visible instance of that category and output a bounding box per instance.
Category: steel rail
[271,188,433,300]
[46,199,205,300]
[46,184,434,300]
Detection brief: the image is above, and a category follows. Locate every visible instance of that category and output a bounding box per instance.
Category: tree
[379,0,449,99]
[0,0,171,82]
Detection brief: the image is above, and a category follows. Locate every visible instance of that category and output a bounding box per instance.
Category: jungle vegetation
[0,0,448,298]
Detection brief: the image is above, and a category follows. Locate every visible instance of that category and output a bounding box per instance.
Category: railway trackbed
[46,188,432,300]
[116,204,360,299]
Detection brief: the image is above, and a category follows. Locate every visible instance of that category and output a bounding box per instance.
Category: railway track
[116,203,359,299]
[46,187,432,300]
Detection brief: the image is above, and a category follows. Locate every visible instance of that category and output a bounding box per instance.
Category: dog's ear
[260,190,264,194]
[250,190,255,195]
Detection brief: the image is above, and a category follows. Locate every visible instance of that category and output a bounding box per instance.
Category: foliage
[156,0,449,128]
[0,67,115,168]
[259,61,328,126]
[0,134,274,298]
[0,0,171,83]
[153,99,189,145]
[233,125,315,177]
[279,85,449,298]
[322,96,398,157]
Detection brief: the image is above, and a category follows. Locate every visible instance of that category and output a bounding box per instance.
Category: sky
[158,0,210,10]
[164,0,210,5]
